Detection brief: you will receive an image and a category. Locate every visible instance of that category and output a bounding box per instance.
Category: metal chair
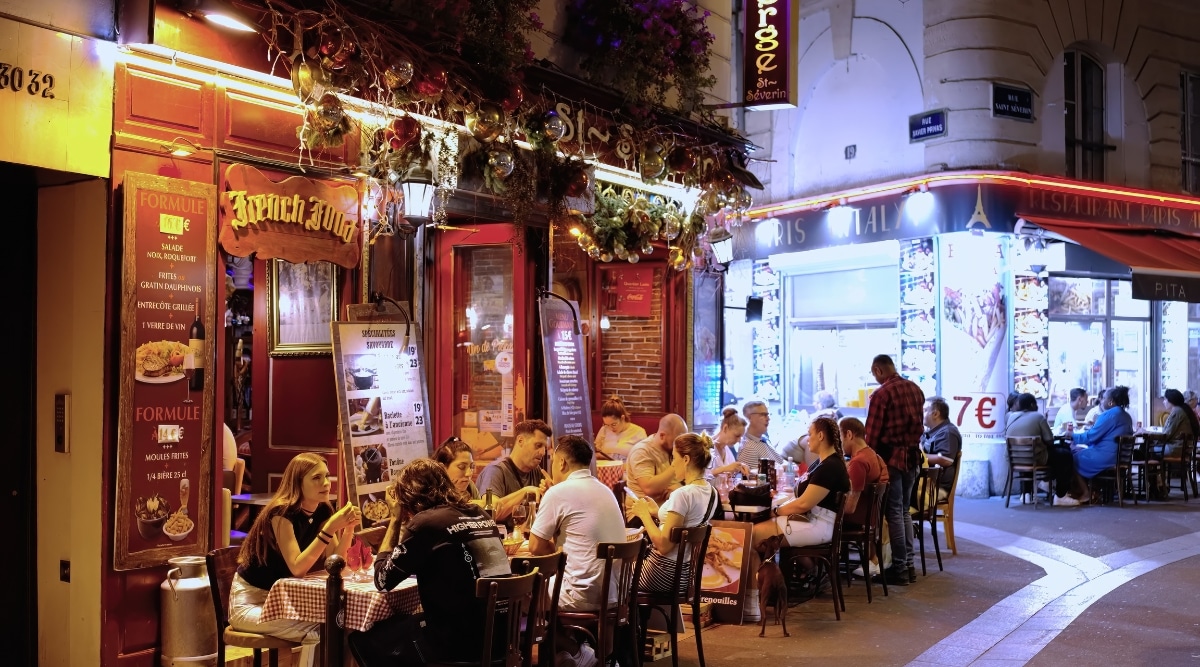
[636,525,712,667]
[559,539,646,667]
[426,569,540,667]
[1003,436,1053,508]
[205,546,300,667]
[840,481,888,602]
[510,550,567,667]
[911,467,943,575]
[779,492,848,620]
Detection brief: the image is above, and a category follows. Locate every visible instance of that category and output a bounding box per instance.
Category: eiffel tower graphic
[965,185,992,231]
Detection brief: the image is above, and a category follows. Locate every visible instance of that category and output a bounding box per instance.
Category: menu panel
[115,172,216,570]
[332,319,432,529]
[538,296,592,445]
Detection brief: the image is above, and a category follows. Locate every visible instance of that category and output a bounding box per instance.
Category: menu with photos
[1012,272,1050,402]
[899,238,938,397]
[332,319,432,528]
[114,173,216,570]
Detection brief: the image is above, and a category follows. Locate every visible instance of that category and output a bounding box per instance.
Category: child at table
[231,453,360,667]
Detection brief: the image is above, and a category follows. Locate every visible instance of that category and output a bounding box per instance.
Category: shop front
[732,171,1200,493]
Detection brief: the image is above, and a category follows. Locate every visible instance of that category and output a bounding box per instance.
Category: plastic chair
[205,546,300,667]
[510,550,567,667]
[425,569,539,667]
[1003,437,1053,508]
[840,482,888,603]
[559,539,646,667]
[937,451,962,553]
[911,468,943,575]
[779,492,848,620]
[636,525,713,667]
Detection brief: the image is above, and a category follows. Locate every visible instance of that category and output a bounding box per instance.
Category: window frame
[1182,71,1200,193]
[1064,50,1113,181]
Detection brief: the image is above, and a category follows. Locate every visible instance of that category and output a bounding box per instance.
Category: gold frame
[267,258,339,356]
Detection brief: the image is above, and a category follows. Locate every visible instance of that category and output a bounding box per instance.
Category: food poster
[115,173,216,570]
[701,521,753,624]
[1012,272,1050,404]
[332,321,433,528]
[937,233,1011,438]
[899,238,938,397]
[752,261,782,404]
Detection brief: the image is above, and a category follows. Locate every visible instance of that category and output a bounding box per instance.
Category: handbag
[728,480,771,508]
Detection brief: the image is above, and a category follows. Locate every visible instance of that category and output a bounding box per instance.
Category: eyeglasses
[748,412,770,417]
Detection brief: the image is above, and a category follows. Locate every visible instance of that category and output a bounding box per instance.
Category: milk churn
[160,556,218,666]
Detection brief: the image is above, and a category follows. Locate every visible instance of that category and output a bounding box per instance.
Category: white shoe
[852,562,881,578]
[1054,495,1081,507]
[576,643,598,667]
[1021,492,1032,504]
[1036,481,1050,493]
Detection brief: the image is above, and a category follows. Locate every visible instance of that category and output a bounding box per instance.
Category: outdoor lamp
[174,0,258,32]
[400,167,436,222]
[709,227,734,264]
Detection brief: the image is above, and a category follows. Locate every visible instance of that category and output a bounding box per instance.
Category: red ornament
[501,83,525,112]
[384,116,421,151]
[668,146,697,174]
[564,169,590,198]
[414,69,447,98]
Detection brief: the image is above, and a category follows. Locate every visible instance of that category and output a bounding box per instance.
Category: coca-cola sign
[742,0,798,110]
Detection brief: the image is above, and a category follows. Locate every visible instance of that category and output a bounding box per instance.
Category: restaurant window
[1064,51,1109,181]
[453,246,514,438]
[1182,71,1200,193]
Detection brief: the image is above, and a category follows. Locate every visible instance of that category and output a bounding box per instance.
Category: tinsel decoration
[575,186,701,269]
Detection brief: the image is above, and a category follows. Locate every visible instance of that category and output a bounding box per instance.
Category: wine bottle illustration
[189,298,205,391]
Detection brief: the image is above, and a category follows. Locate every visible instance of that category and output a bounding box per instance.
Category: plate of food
[701,527,744,591]
[1015,311,1046,336]
[362,497,391,523]
[135,340,192,383]
[1015,374,1048,399]
[1014,345,1047,371]
[349,412,382,437]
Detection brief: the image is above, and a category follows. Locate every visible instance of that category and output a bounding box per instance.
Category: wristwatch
[771,505,780,517]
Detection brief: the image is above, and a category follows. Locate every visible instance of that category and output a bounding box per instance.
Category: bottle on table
[484,489,495,519]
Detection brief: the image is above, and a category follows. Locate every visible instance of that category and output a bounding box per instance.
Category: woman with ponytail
[711,408,751,477]
[595,395,648,460]
[631,432,718,593]
[752,416,850,549]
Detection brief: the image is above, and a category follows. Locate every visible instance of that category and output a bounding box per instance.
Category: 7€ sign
[950,393,1006,435]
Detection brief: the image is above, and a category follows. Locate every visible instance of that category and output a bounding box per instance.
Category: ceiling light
[174,0,258,33]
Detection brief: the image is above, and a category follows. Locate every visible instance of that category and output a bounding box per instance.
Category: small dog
[755,534,789,637]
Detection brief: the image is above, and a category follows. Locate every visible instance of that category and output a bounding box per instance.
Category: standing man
[476,419,552,528]
[863,354,925,586]
[737,401,783,470]
[1052,388,1089,435]
[920,397,962,505]
[625,414,687,513]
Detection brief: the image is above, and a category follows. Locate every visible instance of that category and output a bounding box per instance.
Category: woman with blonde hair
[710,407,751,477]
[595,395,648,460]
[231,453,360,666]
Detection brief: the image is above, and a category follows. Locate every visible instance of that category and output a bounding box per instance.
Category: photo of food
[901,239,934,273]
[343,353,380,392]
[347,397,384,437]
[135,494,171,540]
[1014,308,1047,337]
[163,511,195,542]
[1014,372,1049,399]
[1014,275,1048,307]
[701,526,747,593]
[901,308,936,340]
[135,340,192,383]
[1014,341,1048,373]
[358,492,392,528]
[354,444,389,484]
[902,341,937,372]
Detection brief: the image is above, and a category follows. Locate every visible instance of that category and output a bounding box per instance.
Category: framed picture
[702,520,754,624]
[267,259,338,356]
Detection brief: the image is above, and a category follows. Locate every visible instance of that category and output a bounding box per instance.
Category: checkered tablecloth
[597,461,625,489]
[261,570,422,632]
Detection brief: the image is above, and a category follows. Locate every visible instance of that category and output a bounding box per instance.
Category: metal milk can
[160,556,218,666]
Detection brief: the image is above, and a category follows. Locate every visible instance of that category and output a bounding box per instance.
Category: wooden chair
[779,492,848,620]
[426,569,539,667]
[1003,436,1053,508]
[559,539,646,667]
[937,451,963,553]
[205,546,300,667]
[636,525,712,667]
[510,550,567,667]
[1129,433,1167,501]
[840,482,888,603]
[1092,436,1136,506]
[1160,434,1196,501]
[911,467,943,575]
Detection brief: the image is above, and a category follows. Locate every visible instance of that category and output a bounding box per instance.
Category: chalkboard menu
[538,296,592,446]
[114,172,216,570]
[332,317,432,529]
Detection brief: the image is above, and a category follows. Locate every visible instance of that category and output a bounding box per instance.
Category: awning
[1023,217,1200,303]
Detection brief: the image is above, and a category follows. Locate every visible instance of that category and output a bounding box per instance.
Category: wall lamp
[400,166,436,223]
[174,0,258,32]
[161,137,204,157]
[708,226,734,265]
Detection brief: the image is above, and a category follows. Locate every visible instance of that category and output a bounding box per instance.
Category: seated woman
[1060,386,1134,506]
[1161,388,1199,458]
[353,458,510,666]
[231,453,360,667]
[630,433,719,594]
[595,395,648,461]
[432,436,483,503]
[710,408,751,478]
[1005,392,1053,465]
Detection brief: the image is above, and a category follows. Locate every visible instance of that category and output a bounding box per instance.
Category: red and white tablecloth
[261,571,421,632]
[597,460,625,489]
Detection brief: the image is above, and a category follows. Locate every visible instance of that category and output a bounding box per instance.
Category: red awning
[1023,217,1200,302]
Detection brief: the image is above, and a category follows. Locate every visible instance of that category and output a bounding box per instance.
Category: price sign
[950,393,1006,437]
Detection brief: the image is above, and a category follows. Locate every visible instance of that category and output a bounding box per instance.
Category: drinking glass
[511,503,528,538]
[344,535,362,581]
[182,353,195,404]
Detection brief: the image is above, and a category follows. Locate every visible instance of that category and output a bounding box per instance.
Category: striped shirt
[737,433,783,470]
[863,374,926,470]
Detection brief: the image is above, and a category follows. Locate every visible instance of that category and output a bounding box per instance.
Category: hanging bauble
[641,243,654,255]
[588,246,602,260]
[669,253,688,271]
[466,102,504,143]
[318,28,357,71]
[667,146,697,174]
[736,188,754,211]
[613,243,627,260]
[542,111,567,142]
[662,212,681,240]
[384,115,421,151]
[290,54,331,104]
[599,251,614,263]
[487,149,515,179]
[692,246,706,259]
[414,69,448,99]
[701,185,722,212]
[627,253,640,264]
[564,168,590,198]
[577,232,595,248]
[383,58,414,90]
[640,144,667,181]
[501,83,525,112]
[312,93,344,132]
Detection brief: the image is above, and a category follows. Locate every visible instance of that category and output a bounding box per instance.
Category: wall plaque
[992,83,1034,121]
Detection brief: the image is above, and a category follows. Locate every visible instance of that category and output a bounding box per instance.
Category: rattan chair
[1003,436,1053,508]
[205,546,300,667]
[636,525,712,667]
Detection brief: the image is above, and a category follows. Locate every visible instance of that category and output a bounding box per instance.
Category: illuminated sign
[742,0,798,110]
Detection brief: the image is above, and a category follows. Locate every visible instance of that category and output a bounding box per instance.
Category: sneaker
[1022,492,1032,504]
[852,562,881,578]
[907,565,918,584]
[1036,481,1050,493]
[883,568,909,586]
[576,643,598,667]
[1054,495,1081,507]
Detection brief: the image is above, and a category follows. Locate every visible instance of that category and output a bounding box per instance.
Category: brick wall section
[601,267,664,414]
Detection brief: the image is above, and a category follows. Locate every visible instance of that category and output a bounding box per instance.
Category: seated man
[530,435,626,667]
[477,419,552,530]
[918,397,961,505]
[840,417,890,577]
[624,414,687,516]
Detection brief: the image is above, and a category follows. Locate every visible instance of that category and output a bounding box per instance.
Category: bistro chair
[510,550,567,667]
[1092,436,1136,506]
[205,546,300,667]
[1003,437,1053,508]
[636,525,713,667]
[911,467,943,575]
[1129,433,1167,501]
[426,568,539,667]
[559,539,646,667]
[840,482,888,603]
[937,451,963,553]
[780,492,848,620]
[1160,434,1196,501]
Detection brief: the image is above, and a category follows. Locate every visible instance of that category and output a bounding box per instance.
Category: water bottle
[784,457,796,490]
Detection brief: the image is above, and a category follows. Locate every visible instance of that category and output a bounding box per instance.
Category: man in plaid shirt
[863,354,925,586]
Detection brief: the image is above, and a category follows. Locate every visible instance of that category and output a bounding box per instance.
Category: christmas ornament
[383,58,414,90]
[384,115,421,151]
[640,143,666,180]
[487,149,515,179]
[564,168,590,198]
[599,251,613,263]
[627,253,640,264]
[667,146,697,174]
[290,54,331,104]
[501,83,525,112]
[542,111,567,142]
[414,69,448,99]
[318,28,357,71]
[313,93,344,132]
[641,243,654,255]
[466,102,504,143]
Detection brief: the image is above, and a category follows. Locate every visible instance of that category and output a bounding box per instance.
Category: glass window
[1048,321,1106,412]
[1065,51,1109,181]
[785,327,898,423]
[787,265,900,321]
[1112,320,1150,427]
[1048,277,1106,316]
[1111,280,1149,318]
[453,246,514,434]
[1183,72,1200,193]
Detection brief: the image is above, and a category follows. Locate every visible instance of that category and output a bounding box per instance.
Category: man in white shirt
[1052,388,1089,434]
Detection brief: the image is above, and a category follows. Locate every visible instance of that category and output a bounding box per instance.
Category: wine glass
[511,502,528,539]
[344,535,363,581]
[359,539,375,580]
[182,353,195,404]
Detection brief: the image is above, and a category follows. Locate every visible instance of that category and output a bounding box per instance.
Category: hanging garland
[574,187,706,270]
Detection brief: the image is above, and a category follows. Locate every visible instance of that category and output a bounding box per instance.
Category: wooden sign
[115,172,216,570]
[219,163,362,269]
[613,267,653,317]
[742,0,799,110]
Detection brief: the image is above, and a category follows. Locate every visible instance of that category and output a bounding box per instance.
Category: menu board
[751,261,781,403]
[332,319,432,529]
[538,296,592,445]
[1012,272,1050,402]
[899,238,938,397]
[114,172,216,570]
